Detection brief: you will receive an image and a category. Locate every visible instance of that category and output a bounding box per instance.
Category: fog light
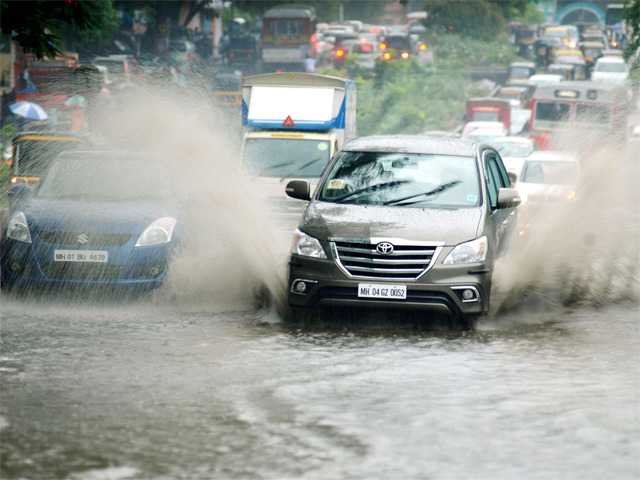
[294,281,307,293]
[462,289,475,301]
[10,261,22,272]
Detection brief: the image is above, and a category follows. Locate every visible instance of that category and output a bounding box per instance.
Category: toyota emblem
[376,242,394,255]
[77,233,89,245]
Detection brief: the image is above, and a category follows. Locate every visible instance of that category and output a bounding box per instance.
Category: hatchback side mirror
[8,183,32,208]
[497,188,521,209]
[285,180,311,201]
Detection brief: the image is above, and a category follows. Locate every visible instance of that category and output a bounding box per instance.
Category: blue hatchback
[1,151,181,292]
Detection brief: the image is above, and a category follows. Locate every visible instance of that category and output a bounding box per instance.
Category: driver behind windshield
[320,152,480,208]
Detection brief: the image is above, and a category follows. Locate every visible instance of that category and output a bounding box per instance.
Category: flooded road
[1,300,638,480]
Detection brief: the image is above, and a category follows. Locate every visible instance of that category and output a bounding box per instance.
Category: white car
[527,74,563,87]
[516,151,579,204]
[592,57,629,85]
[462,121,508,143]
[488,137,534,176]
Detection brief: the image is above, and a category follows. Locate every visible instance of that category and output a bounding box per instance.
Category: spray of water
[492,132,640,316]
[91,85,290,313]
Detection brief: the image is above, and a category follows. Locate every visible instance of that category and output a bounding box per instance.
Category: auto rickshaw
[7,131,84,185]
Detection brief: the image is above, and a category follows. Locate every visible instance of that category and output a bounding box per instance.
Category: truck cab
[241,73,356,225]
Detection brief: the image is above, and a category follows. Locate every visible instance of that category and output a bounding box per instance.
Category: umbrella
[9,101,48,121]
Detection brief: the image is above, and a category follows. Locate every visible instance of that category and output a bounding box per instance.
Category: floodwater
[1,299,638,480]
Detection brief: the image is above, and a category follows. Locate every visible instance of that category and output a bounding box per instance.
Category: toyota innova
[284,135,520,328]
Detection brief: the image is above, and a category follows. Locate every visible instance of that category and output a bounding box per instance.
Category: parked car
[1,151,181,293]
[283,135,521,329]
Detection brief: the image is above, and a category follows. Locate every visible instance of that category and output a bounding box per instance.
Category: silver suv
[284,135,520,328]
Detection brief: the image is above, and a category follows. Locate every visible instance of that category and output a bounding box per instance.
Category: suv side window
[484,151,500,209]
[494,153,511,187]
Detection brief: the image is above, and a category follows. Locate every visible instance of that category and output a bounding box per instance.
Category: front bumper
[288,254,492,318]
[1,239,171,291]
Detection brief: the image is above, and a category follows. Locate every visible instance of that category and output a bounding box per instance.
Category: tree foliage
[0,0,118,58]
[424,0,506,40]
[423,0,542,39]
[626,0,640,60]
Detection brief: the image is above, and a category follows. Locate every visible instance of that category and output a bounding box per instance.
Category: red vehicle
[464,98,512,133]
[261,5,316,71]
[528,81,628,150]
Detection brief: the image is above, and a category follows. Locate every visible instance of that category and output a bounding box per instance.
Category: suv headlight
[6,211,32,243]
[291,229,326,259]
[443,236,487,265]
[135,217,177,247]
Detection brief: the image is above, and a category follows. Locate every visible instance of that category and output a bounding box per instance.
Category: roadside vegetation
[322,34,519,136]
[0,124,16,207]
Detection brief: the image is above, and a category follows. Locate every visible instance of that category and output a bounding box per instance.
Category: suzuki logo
[77,233,89,245]
[376,242,394,255]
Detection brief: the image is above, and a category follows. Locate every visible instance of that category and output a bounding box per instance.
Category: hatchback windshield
[15,139,81,176]
[244,138,330,177]
[37,152,172,202]
[521,160,578,185]
[319,151,480,208]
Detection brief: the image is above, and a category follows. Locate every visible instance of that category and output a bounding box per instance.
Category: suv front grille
[333,240,439,280]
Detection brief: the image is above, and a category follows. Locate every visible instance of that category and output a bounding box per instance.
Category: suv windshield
[37,153,173,202]
[319,151,480,208]
[244,138,330,177]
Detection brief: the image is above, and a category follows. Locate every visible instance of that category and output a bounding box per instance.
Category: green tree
[424,0,505,40]
[625,0,640,59]
[0,0,118,58]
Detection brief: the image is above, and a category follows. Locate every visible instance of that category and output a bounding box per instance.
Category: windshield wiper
[332,180,411,203]
[280,157,325,181]
[383,180,461,206]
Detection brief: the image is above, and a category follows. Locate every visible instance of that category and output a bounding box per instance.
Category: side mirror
[285,180,311,201]
[497,187,521,209]
[508,171,518,184]
[8,183,32,209]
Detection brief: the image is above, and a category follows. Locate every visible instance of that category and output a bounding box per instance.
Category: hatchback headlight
[6,211,32,243]
[291,229,326,259]
[443,236,487,265]
[135,217,177,247]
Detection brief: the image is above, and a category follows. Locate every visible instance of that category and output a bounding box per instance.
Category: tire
[455,314,481,331]
[287,306,320,324]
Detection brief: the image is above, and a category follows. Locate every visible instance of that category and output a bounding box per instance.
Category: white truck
[241,72,357,223]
